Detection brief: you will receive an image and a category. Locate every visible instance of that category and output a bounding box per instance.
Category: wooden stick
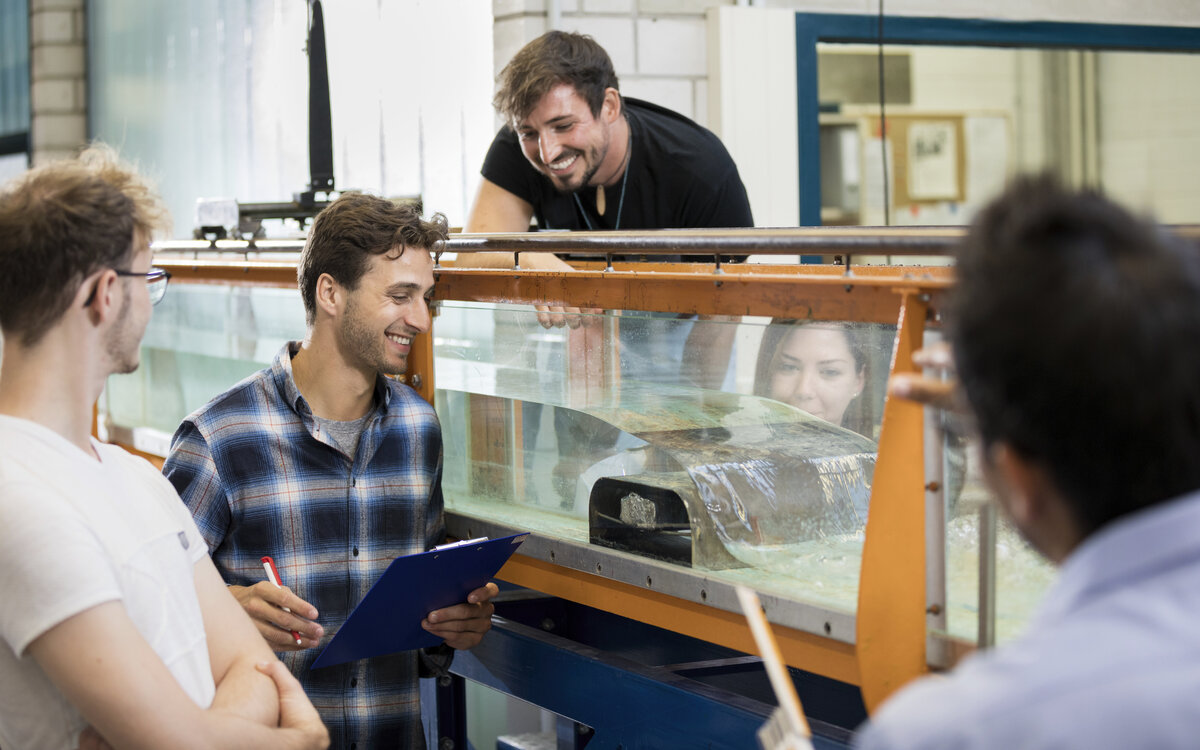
[736,586,812,739]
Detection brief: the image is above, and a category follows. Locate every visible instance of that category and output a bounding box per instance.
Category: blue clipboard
[311,532,529,669]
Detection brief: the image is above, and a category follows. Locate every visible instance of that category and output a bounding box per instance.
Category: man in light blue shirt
[857,176,1200,750]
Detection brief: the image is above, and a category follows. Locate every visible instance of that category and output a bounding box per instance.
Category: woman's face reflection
[767,325,864,426]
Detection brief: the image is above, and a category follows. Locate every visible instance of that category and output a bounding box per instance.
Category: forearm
[191,714,321,750]
[195,561,283,725]
[209,647,280,727]
[682,315,739,390]
[32,602,325,750]
[453,251,521,268]
[454,251,574,272]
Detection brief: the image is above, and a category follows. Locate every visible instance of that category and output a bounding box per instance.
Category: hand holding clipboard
[421,538,503,650]
[312,533,528,669]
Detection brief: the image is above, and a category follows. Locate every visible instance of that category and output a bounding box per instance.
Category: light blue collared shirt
[855,489,1200,750]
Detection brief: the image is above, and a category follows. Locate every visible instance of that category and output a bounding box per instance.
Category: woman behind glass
[754,320,878,439]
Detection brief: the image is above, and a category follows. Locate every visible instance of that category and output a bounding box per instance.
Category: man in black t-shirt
[462,32,750,500]
[474,94,752,234]
[463,30,753,267]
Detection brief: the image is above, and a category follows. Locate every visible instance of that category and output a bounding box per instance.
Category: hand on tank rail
[537,303,603,329]
[888,342,968,414]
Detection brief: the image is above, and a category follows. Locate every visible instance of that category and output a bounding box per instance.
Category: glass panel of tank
[101,284,1057,644]
[435,302,896,614]
[102,283,305,437]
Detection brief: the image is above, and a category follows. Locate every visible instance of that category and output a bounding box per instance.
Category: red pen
[261,556,303,646]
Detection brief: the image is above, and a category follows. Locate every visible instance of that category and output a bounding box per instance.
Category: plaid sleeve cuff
[417,642,455,679]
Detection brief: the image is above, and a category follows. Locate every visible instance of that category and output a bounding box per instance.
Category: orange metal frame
[434,264,946,710]
[148,253,952,710]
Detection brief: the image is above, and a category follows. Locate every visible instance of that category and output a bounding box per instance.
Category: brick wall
[29,0,86,165]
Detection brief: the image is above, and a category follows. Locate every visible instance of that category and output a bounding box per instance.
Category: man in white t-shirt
[0,146,328,749]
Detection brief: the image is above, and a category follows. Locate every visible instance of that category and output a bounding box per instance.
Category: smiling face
[335,245,435,377]
[766,324,865,426]
[515,83,619,194]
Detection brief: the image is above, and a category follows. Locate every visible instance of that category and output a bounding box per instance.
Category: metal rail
[153,224,1200,258]
[155,227,963,258]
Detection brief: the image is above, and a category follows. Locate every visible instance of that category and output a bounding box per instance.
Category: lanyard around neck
[573,118,632,230]
[574,163,628,231]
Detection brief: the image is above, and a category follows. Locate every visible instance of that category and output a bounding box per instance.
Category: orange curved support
[856,290,929,712]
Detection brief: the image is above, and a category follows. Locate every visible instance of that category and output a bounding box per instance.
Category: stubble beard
[547,126,611,195]
[105,288,141,375]
[340,296,406,377]
[551,150,601,195]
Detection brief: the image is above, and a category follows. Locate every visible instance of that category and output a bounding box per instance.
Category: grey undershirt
[314,412,372,462]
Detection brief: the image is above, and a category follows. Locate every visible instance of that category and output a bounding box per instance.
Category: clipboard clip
[434,536,488,551]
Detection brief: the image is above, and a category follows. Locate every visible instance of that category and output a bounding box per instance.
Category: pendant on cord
[596,184,606,216]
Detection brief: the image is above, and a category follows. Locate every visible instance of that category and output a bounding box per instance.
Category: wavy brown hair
[494,31,620,125]
[298,192,448,326]
[0,144,170,346]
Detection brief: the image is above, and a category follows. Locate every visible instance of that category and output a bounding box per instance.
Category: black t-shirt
[480,97,754,233]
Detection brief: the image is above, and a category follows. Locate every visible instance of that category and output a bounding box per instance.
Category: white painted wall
[89,0,495,236]
[1097,51,1200,223]
[708,4,1200,227]
[707,7,798,227]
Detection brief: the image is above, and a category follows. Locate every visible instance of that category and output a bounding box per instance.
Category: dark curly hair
[494,31,620,125]
[298,192,448,326]
[950,174,1200,535]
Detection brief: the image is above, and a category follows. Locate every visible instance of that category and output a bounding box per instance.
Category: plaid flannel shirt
[164,342,444,750]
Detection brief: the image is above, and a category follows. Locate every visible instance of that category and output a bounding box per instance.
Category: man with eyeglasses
[0,145,328,750]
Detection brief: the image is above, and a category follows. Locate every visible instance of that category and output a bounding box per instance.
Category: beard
[104,289,141,375]
[548,149,603,195]
[339,295,406,376]
[544,124,611,195]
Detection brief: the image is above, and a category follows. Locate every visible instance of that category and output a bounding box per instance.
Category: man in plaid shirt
[164,193,498,749]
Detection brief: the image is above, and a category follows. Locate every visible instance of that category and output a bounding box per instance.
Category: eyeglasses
[85,267,173,306]
[115,267,172,305]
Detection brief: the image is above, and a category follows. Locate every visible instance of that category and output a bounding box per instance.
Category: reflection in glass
[102,284,305,436]
[817,44,1200,227]
[940,434,1056,645]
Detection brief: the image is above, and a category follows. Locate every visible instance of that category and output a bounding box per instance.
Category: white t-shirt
[0,416,216,749]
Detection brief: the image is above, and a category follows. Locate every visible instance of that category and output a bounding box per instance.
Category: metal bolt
[439,738,455,750]
[411,373,423,389]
